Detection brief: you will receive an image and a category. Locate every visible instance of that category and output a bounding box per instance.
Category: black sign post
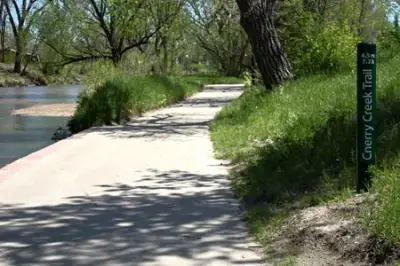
[356,42,376,192]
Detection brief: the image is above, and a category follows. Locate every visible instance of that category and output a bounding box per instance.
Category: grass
[0,71,28,87]
[274,257,297,266]
[365,165,400,244]
[68,74,242,133]
[209,55,400,248]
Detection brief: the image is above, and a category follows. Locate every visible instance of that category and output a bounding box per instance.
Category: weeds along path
[0,84,264,266]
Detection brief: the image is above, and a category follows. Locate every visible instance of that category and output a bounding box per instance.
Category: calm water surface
[0,84,82,168]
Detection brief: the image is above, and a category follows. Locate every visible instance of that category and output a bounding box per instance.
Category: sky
[388,2,400,22]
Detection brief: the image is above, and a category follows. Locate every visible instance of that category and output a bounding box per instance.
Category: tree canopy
[0,0,398,89]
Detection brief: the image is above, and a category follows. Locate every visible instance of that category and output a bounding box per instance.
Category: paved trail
[0,85,264,266]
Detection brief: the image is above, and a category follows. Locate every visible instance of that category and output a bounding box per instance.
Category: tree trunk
[0,2,4,63]
[0,28,5,63]
[236,0,293,90]
[14,37,22,73]
[111,47,122,66]
[161,36,169,73]
[250,54,257,85]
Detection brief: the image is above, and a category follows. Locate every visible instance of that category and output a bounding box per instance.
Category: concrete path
[0,85,264,266]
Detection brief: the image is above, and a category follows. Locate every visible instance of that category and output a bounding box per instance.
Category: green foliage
[365,165,400,244]
[210,56,400,243]
[188,0,250,76]
[83,60,127,92]
[274,257,297,266]
[0,71,29,87]
[0,50,16,64]
[242,72,253,88]
[242,71,262,88]
[305,23,360,74]
[189,63,208,74]
[376,21,400,63]
[41,62,61,75]
[68,74,242,133]
[280,1,361,76]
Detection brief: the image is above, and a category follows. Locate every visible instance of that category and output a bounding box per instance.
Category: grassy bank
[68,74,242,133]
[210,56,400,260]
[0,63,83,87]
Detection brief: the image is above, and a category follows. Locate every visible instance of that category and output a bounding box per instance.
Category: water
[0,84,82,168]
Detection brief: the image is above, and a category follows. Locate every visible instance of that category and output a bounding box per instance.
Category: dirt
[263,194,400,266]
[11,103,76,117]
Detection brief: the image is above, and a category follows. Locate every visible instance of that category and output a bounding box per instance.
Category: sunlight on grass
[210,55,400,248]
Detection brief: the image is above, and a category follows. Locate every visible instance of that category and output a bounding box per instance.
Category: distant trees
[188,0,250,76]
[41,0,184,66]
[4,0,45,73]
[0,0,396,82]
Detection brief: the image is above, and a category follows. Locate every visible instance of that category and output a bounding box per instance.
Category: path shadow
[0,169,263,266]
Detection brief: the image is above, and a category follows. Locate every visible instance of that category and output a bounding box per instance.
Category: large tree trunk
[236,0,293,90]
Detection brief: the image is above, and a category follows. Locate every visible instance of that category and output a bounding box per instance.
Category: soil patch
[11,103,76,117]
[264,195,400,265]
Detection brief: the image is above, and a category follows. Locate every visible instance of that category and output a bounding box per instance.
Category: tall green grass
[210,56,400,244]
[68,74,242,133]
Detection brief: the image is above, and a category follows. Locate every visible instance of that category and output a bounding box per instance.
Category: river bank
[0,63,83,87]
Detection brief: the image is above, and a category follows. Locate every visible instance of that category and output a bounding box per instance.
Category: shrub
[365,165,400,244]
[280,1,360,76]
[83,60,126,93]
[307,23,360,73]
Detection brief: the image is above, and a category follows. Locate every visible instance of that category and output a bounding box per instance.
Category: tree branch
[4,1,18,38]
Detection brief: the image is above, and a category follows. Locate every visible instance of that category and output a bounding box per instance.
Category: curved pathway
[0,85,264,266]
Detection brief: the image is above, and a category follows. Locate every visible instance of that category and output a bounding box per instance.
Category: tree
[4,0,46,73]
[189,0,250,76]
[236,0,293,89]
[151,1,190,73]
[394,12,399,28]
[44,0,184,66]
[0,0,6,62]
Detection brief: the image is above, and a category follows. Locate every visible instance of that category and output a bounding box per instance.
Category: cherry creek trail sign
[356,41,376,192]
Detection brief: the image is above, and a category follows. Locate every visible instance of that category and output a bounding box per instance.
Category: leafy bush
[376,22,400,63]
[286,21,359,76]
[307,23,360,73]
[83,60,126,93]
[365,165,400,244]
[41,62,61,75]
[280,1,360,76]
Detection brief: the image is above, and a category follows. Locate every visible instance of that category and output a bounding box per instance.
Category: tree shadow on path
[0,169,263,266]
